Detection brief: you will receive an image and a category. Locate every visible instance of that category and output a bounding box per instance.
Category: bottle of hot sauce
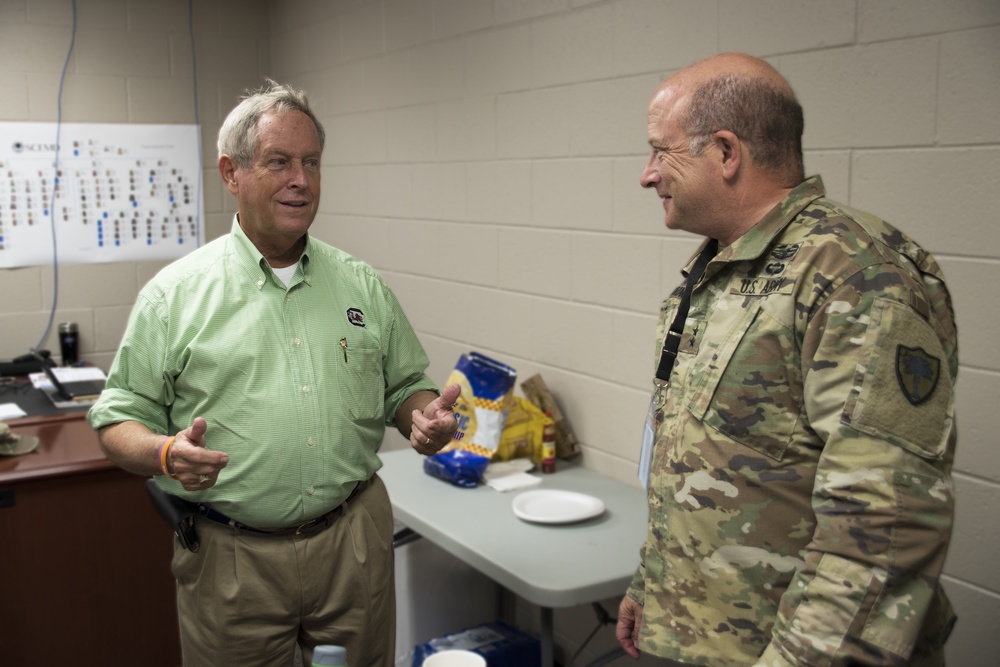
[541,412,556,474]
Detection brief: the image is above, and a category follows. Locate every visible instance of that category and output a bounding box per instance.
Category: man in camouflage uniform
[616,53,958,666]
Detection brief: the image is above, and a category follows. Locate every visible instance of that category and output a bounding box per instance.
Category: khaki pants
[171,475,395,667]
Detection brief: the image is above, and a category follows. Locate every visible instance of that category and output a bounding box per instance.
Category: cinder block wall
[0,0,264,369]
[269,2,1000,665]
[1,1,997,665]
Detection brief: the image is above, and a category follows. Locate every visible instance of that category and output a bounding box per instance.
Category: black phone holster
[145,478,200,552]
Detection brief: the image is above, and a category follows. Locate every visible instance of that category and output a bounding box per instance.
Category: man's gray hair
[683,73,804,182]
[217,79,325,169]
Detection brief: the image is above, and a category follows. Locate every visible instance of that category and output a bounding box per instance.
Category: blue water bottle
[312,645,347,667]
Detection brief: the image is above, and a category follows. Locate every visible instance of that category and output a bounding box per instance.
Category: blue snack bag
[424,352,516,488]
[422,448,490,489]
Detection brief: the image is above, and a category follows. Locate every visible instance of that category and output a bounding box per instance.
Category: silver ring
[198,474,210,483]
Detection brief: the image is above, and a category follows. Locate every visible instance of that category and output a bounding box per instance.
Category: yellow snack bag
[497,396,554,465]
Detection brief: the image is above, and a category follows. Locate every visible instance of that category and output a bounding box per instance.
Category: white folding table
[378,449,648,667]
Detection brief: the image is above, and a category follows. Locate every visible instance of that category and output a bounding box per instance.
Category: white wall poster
[0,122,203,268]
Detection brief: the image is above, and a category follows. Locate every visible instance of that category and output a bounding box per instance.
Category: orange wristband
[158,436,178,479]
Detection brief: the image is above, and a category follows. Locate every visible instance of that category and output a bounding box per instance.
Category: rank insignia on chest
[896,345,940,405]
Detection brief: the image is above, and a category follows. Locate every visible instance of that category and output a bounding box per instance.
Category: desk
[0,412,181,667]
[378,450,648,667]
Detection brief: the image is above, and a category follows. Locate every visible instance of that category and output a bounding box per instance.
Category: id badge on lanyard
[638,379,668,489]
[638,239,717,489]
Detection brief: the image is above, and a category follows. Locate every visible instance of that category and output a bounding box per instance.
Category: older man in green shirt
[88,80,458,667]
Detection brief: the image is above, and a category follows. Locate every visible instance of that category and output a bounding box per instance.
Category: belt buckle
[294,518,319,536]
[291,488,357,536]
[294,511,333,536]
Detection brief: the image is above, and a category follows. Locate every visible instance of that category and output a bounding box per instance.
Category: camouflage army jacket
[629,177,958,666]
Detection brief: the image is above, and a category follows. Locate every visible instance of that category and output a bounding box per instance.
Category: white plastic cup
[421,650,487,667]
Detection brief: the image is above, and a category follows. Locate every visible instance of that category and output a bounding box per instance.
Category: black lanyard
[655,239,718,384]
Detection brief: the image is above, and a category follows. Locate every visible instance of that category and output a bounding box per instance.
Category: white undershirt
[272,262,299,287]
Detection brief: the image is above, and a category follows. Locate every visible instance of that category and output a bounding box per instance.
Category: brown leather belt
[197,481,363,537]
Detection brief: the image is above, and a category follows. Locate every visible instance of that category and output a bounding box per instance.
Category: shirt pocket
[340,342,384,422]
[687,301,803,461]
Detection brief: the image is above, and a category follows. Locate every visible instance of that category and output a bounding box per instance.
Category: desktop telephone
[0,350,50,377]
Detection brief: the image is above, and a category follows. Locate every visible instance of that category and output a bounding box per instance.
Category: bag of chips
[520,373,579,459]
[495,396,552,464]
[423,352,517,488]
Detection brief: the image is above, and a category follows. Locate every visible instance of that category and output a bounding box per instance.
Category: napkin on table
[482,459,542,492]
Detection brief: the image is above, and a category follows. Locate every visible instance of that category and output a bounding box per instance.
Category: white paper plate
[512,489,605,524]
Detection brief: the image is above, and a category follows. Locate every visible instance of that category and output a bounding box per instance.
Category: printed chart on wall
[0,122,203,268]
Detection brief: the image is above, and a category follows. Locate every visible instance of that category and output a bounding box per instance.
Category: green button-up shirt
[89,217,436,527]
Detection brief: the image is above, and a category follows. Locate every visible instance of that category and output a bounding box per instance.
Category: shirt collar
[722,175,826,263]
[229,215,313,290]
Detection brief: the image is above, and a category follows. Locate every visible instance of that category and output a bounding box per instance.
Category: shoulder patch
[844,298,953,460]
[896,345,940,405]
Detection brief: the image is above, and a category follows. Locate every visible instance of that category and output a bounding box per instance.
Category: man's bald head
[656,52,804,183]
[668,52,793,93]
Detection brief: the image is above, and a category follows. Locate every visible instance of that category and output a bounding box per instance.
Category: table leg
[541,606,554,667]
[495,582,505,621]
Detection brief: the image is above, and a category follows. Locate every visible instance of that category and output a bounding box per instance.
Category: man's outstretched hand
[409,383,461,455]
[169,416,229,490]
